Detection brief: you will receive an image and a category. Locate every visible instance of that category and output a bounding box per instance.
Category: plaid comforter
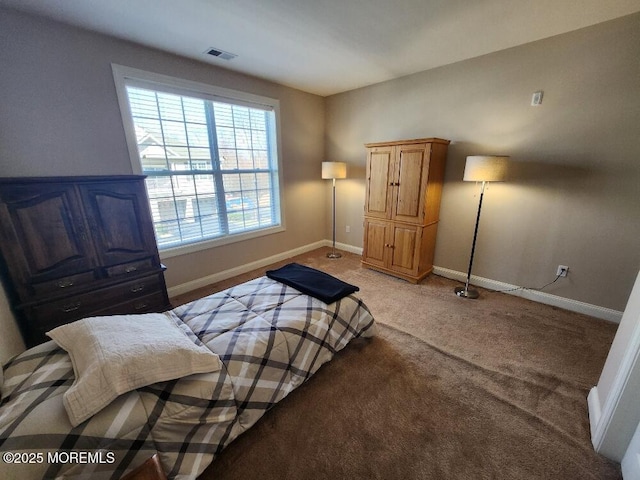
[0,276,375,479]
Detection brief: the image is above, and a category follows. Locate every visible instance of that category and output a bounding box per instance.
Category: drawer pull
[133,302,148,311]
[57,279,74,288]
[130,284,145,293]
[125,266,138,273]
[61,302,81,313]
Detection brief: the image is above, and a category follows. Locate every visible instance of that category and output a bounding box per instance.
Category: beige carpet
[174,248,621,479]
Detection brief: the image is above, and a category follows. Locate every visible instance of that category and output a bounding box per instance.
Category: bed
[0,265,375,479]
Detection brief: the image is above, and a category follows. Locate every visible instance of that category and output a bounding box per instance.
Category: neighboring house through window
[112,65,284,256]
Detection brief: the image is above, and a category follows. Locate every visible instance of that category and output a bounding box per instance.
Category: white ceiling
[3,0,640,96]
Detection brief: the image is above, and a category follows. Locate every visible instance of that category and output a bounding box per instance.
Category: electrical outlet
[556,265,569,277]
[346,225,350,233]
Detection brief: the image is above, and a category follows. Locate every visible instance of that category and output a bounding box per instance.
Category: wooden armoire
[362,138,449,283]
[0,176,171,347]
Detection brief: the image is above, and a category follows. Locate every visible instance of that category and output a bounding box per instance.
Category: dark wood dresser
[0,176,171,347]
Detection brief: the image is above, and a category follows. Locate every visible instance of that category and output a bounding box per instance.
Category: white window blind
[114,69,282,251]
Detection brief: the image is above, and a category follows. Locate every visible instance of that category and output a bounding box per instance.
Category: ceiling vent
[204,48,237,60]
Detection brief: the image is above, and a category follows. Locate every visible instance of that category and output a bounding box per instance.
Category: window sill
[158,225,285,260]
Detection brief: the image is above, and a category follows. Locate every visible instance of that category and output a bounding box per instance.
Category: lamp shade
[322,162,347,180]
[463,156,509,182]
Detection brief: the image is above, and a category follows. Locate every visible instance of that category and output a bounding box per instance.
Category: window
[112,65,283,255]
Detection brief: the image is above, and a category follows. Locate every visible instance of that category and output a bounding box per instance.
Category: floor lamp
[322,161,347,259]
[455,155,509,299]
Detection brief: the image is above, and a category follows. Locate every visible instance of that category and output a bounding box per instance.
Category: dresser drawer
[101,291,170,316]
[114,275,164,302]
[27,291,171,347]
[24,273,170,346]
[30,271,97,297]
[106,258,155,277]
[27,274,165,327]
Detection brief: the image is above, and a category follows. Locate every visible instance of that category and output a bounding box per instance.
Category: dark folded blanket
[266,263,359,304]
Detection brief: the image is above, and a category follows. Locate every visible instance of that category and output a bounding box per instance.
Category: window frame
[112,64,286,259]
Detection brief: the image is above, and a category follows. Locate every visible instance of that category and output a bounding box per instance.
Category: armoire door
[392,143,430,224]
[79,180,158,267]
[365,146,394,219]
[388,224,420,276]
[0,183,96,288]
[362,219,390,269]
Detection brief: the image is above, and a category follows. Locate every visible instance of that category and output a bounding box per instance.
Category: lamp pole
[455,181,486,299]
[328,177,341,258]
[322,161,346,259]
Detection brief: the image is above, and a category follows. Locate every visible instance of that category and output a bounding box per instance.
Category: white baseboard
[168,241,622,324]
[432,266,623,323]
[168,240,327,298]
[332,241,363,255]
[588,387,602,446]
[168,239,365,298]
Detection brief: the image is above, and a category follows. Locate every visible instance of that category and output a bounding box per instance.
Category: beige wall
[1,8,639,361]
[325,13,640,312]
[0,9,326,361]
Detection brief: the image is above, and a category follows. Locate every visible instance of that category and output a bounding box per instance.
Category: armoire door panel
[390,225,419,273]
[365,150,393,218]
[362,220,388,268]
[94,193,146,252]
[0,185,95,282]
[394,146,428,222]
[80,182,156,266]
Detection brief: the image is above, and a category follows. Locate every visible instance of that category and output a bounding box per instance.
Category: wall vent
[204,48,237,60]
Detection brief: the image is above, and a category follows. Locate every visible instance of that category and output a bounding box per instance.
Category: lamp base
[454,286,479,299]
[326,252,342,259]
